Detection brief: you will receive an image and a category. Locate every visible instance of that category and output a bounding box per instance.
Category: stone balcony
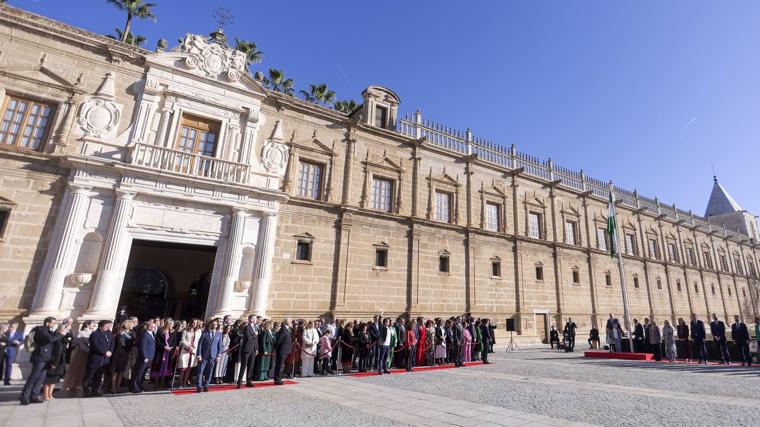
[129,142,250,185]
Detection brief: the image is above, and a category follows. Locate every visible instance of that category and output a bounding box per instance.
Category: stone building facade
[0,4,759,353]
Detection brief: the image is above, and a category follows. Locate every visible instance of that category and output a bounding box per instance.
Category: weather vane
[213,7,234,30]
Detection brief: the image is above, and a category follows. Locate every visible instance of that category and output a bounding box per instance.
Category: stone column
[86,190,136,316]
[30,185,92,315]
[214,208,248,316]
[252,213,278,316]
[155,107,172,147]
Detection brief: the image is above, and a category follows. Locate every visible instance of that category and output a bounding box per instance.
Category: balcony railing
[397,112,747,239]
[129,143,250,185]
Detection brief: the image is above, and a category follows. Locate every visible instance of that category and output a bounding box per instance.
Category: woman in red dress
[416,316,427,366]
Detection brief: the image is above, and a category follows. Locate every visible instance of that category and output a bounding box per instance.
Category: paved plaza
[1,348,759,427]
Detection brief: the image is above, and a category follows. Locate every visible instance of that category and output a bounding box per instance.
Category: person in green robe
[254,320,275,381]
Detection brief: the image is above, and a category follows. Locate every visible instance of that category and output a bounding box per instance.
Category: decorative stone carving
[67,273,93,288]
[77,72,123,139]
[180,34,247,82]
[234,280,251,292]
[261,120,288,174]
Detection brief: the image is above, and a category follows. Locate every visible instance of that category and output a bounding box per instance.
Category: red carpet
[348,361,484,377]
[584,351,760,368]
[584,351,653,361]
[170,380,298,395]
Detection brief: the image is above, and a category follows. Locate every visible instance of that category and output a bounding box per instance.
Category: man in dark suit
[452,317,464,367]
[690,314,707,364]
[549,326,560,349]
[196,319,223,392]
[710,313,730,365]
[368,315,380,369]
[394,318,407,369]
[632,319,644,353]
[642,318,651,353]
[480,319,492,364]
[564,318,577,350]
[19,317,69,405]
[273,318,293,385]
[588,325,600,349]
[467,318,478,358]
[377,318,391,374]
[237,315,259,388]
[131,321,156,393]
[731,315,751,366]
[83,320,114,397]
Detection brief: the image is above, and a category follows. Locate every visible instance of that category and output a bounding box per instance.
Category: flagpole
[609,183,634,352]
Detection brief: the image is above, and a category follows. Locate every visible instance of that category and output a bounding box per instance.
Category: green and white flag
[607,190,618,258]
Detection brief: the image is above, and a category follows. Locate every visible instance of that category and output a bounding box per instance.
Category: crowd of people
[549,313,758,365]
[9,313,495,405]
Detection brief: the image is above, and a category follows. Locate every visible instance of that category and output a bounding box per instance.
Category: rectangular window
[297,161,323,200]
[0,208,9,239]
[295,240,312,261]
[633,276,640,289]
[676,281,682,292]
[694,283,699,294]
[0,95,53,151]
[435,191,452,223]
[374,106,388,128]
[572,269,580,284]
[372,177,393,212]
[688,248,696,265]
[375,248,388,268]
[491,260,501,277]
[176,114,220,157]
[704,251,713,269]
[605,272,612,287]
[735,258,744,275]
[748,261,757,277]
[565,221,577,245]
[597,227,608,251]
[485,202,501,232]
[656,279,662,290]
[439,255,450,273]
[648,239,659,260]
[535,265,544,281]
[528,212,542,239]
[720,255,728,272]
[625,233,636,256]
[668,243,679,263]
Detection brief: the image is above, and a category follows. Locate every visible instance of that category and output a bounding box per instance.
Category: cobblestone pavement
[1,348,758,427]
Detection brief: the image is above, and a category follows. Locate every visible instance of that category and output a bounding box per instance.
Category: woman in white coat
[177,319,201,387]
[301,321,319,377]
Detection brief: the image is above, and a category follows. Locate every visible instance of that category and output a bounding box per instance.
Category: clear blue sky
[11,0,760,217]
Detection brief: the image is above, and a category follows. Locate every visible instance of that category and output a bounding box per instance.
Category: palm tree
[107,0,156,43]
[234,38,263,67]
[262,69,295,96]
[299,83,335,105]
[108,28,147,47]
[333,99,358,114]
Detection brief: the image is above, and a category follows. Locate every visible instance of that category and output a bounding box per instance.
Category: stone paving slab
[2,349,759,426]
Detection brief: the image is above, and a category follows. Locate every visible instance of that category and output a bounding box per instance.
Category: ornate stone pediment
[180,33,247,83]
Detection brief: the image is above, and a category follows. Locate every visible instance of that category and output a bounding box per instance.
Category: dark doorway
[116,239,216,321]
